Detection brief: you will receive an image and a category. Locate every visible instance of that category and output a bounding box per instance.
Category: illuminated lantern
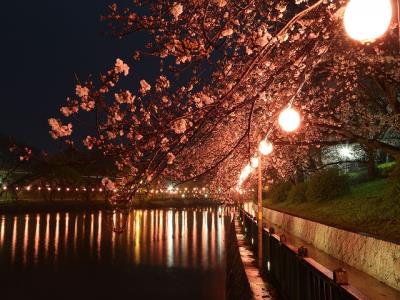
[242,164,252,178]
[251,157,259,168]
[344,0,392,42]
[278,107,301,132]
[239,164,253,186]
[259,140,273,156]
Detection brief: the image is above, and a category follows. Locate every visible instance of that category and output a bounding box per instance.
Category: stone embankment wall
[225,219,252,300]
[262,207,400,291]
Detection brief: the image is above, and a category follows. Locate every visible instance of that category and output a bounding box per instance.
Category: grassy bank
[264,179,400,243]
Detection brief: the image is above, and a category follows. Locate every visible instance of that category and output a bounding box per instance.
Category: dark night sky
[0,1,149,151]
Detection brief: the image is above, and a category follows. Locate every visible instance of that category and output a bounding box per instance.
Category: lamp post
[257,139,273,269]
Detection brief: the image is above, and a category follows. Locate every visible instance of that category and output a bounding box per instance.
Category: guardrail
[238,209,368,300]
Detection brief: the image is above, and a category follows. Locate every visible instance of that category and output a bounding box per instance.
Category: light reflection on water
[0,207,233,270]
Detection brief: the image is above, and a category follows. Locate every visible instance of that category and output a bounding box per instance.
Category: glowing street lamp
[259,140,273,156]
[278,107,301,132]
[344,0,393,43]
[240,164,252,181]
[251,157,259,168]
[256,138,273,269]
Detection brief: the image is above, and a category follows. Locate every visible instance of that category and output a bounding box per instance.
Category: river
[0,207,233,300]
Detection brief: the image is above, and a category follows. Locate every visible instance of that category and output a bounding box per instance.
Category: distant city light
[339,145,353,159]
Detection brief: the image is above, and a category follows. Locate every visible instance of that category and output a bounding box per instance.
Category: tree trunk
[367,148,377,180]
[295,168,305,184]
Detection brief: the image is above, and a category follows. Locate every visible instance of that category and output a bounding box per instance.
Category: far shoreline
[0,198,225,214]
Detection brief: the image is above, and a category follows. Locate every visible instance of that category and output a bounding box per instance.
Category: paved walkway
[234,219,278,300]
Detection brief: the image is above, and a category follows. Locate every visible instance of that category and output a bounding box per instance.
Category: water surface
[0,207,232,300]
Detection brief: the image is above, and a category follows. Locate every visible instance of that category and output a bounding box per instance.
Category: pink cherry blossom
[101,177,116,191]
[48,118,72,139]
[83,136,95,150]
[167,152,175,164]
[114,58,130,76]
[171,3,183,20]
[139,80,151,94]
[172,119,187,134]
[75,85,89,99]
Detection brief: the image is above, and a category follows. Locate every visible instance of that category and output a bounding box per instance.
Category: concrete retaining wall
[261,206,400,291]
[225,219,252,300]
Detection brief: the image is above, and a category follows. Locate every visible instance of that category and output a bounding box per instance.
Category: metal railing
[238,209,367,300]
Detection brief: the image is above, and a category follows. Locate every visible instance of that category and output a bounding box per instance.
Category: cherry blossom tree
[50,0,400,203]
[0,136,33,200]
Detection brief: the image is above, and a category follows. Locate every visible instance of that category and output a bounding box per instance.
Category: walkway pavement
[234,219,278,300]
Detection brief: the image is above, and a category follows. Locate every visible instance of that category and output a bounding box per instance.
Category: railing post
[333,268,348,285]
[297,246,308,258]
